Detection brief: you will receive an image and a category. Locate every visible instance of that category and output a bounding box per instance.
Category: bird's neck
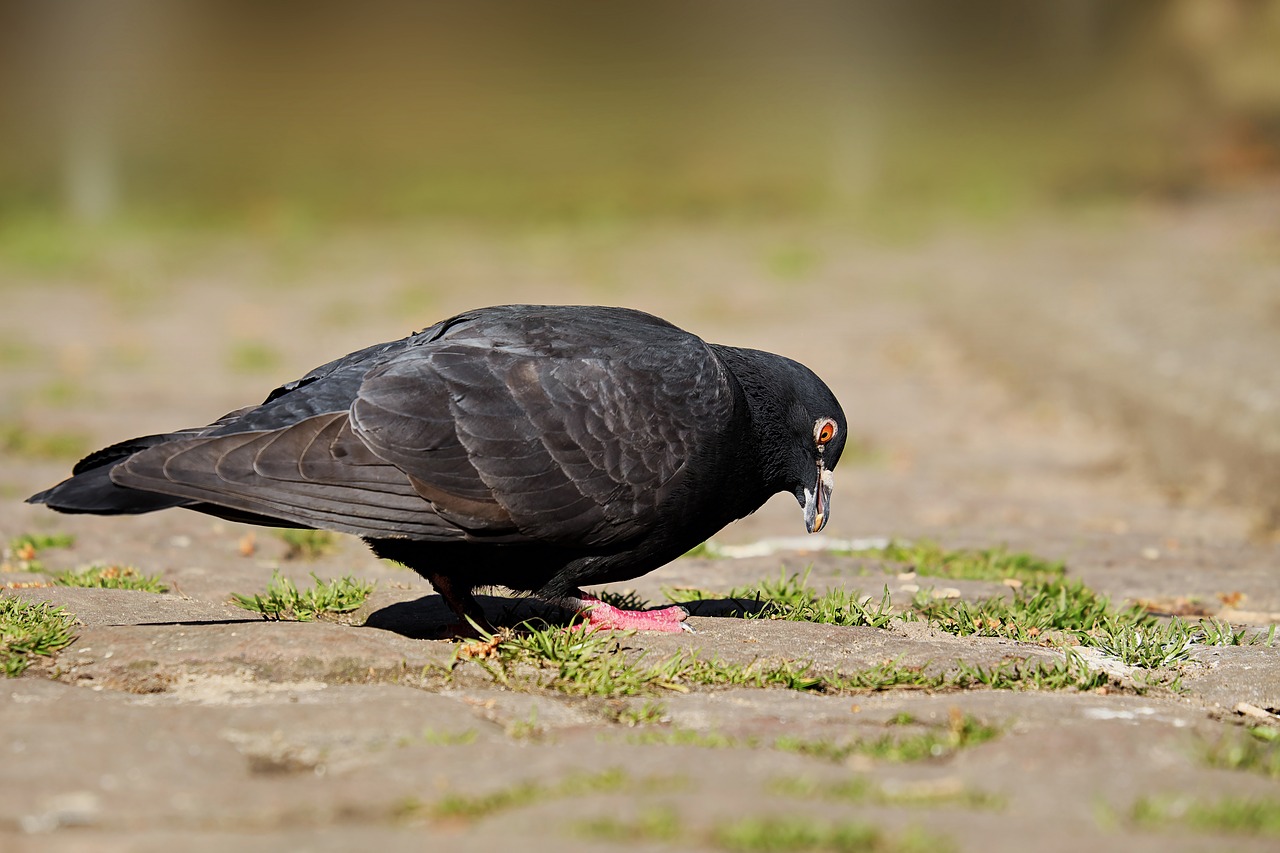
[709,344,796,495]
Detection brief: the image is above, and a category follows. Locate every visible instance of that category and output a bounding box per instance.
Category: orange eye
[816,419,836,445]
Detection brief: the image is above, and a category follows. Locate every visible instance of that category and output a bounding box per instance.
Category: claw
[574,593,691,634]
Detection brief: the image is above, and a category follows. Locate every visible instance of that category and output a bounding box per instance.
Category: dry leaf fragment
[1217,591,1246,608]
[1135,597,1211,617]
[457,634,502,660]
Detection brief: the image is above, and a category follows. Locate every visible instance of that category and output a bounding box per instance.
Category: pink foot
[575,594,692,634]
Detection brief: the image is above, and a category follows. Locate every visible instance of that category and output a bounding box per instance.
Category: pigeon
[29,305,847,634]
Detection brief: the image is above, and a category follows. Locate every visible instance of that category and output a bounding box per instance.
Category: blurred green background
[2,0,1279,239]
[3,0,1279,532]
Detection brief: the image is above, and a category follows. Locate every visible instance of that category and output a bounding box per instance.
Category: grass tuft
[1,595,77,676]
[713,816,949,852]
[3,532,76,574]
[951,650,1109,691]
[9,533,76,553]
[740,572,896,629]
[1088,616,1201,669]
[485,620,906,696]
[615,700,667,727]
[1205,727,1280,780]
[505,707,544,740]
[421,768,679,823]
[872,540,1066,584]
[576,808,682,844]
[668,569,895,629]
[672,540,1270,681]
[274,528,340,560]
[52,564,168,593]
[1132,794,1280,837]
[419,728,479,747]
[1197,618,1277,647]
[231,570,373,621]
[910,577,1118,643]
[772,775,1004,810]
[578,810,951,852]
[669,542,1238,683]
[714,817,880,851]
[456,620,1109,699]
[903,544,1273,671]
[774,709,999,764]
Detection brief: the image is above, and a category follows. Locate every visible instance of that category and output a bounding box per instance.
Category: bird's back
[30,304,744,550]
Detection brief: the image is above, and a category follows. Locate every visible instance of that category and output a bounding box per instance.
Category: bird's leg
[567,590,692,634]
[425,572,495,637]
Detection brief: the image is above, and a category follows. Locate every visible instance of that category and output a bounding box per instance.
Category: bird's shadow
[679,597,769,619]
[363,593,570,640]
[362,593,768,640]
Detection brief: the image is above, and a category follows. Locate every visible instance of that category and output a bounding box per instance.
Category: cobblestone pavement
[2,193,1278,851]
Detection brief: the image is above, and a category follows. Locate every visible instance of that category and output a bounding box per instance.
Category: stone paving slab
[932,191,1280,528]
[5,673,1277,853]
[3,211,1280,851]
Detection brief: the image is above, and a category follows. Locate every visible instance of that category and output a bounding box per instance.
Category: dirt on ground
[2,192,1278,852]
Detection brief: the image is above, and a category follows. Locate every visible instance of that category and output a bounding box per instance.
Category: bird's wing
[109,309,736,545]
[111,411,464,538]
[351,333,734,545]
[104,325,457,537]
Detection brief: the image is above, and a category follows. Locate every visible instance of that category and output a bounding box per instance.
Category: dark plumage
[29,305,846,633]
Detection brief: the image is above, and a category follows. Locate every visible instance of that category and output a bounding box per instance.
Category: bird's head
[784,378,847,534]
[712,345,847,534]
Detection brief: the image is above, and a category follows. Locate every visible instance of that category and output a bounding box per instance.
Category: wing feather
[111,414,461,539]
[353,324,735,546]
[107,306,738,548]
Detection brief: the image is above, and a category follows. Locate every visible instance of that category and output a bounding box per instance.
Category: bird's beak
[803,462,834,534]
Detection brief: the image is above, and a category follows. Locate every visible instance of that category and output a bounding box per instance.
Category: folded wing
[110,310,735,546]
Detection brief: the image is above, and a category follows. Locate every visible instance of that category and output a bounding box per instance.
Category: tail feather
[28,432,194,515]
[29,428,309,529]
[28,464,192,515]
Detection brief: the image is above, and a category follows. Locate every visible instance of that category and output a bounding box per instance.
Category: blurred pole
[51,0,123,224]
[823,3,888,211]
[64,100,116,226]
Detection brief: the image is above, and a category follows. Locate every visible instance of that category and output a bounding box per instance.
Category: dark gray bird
[29,305,846,633]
